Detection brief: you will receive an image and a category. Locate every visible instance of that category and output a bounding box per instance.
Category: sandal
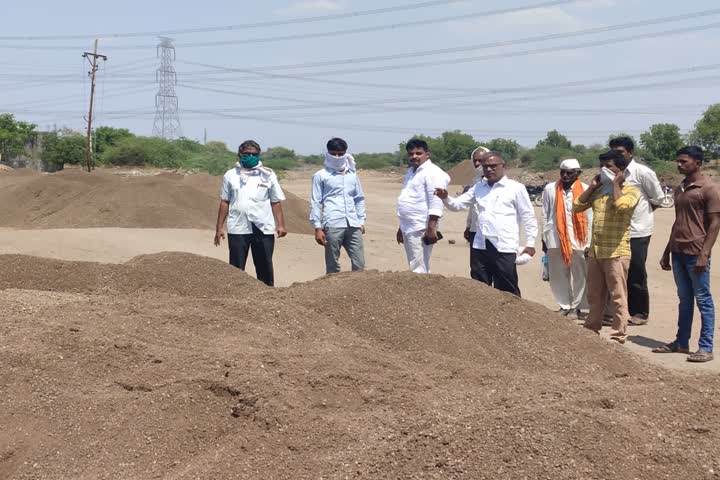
[687,350,714,363]
[628,315,649,326]
[652,342,690,354]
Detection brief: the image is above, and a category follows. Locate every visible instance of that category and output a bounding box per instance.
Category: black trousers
[470,239,521,297]
[628,236,650,317]
[228,224,275,287]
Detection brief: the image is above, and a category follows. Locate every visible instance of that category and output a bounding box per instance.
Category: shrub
[100,136,189,168]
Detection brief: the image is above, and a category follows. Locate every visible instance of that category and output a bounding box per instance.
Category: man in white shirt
[541,159,592,319]
[396,138,450,273]
[434,151,537,297]
[214,140,287,286]
[609,137,665,325]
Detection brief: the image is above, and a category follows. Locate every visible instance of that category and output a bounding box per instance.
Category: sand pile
[0,169,313,234]
[2,253,720,479]
[447,159,476,186]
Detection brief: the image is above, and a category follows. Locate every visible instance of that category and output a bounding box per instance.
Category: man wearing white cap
[541,159,592,319]
[462,146,489,278]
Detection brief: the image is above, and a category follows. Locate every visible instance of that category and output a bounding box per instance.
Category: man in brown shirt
[654,146,720,362]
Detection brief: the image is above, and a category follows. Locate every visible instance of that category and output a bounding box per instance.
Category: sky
[1,0,719,154]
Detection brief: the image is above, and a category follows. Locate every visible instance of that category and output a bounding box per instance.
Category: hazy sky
[1,0,718,154]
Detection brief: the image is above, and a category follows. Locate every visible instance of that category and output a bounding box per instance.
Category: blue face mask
[239,154,260,169]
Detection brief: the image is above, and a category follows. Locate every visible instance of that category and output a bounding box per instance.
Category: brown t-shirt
[670,176,720,255]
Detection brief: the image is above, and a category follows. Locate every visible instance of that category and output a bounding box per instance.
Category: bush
[354,152,403,170]
[42,132,86,166]
[262,157,300,171]
[100,136,189,168]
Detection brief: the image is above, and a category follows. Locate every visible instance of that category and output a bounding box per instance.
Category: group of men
[213,136,719,363]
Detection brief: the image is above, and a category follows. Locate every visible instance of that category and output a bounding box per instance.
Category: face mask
[239,154,260,169]
[600,166,615,184]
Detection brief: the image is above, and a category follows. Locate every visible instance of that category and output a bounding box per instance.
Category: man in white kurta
[541,159,592,319]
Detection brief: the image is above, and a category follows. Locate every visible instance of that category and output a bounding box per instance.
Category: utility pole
[152,37,182,139]
[82,39,107,173]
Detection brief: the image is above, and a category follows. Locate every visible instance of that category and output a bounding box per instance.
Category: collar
[483,175,508,187]
[412,159,433,173]
[682,175,708,190]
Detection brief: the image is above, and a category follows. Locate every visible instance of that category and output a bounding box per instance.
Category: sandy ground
[1,169,718,373]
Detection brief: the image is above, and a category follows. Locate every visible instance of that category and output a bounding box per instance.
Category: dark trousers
[628,236,650,318]
[228,224,275,286]
[470,239,521,297]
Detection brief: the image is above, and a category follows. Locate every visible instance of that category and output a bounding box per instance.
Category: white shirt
[444,175,538,253]
[397,160,450,233]
[541,181,593,251]
[220,166,286,235]
[624,159,664,238]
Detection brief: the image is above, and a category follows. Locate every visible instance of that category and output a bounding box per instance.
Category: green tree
[94,126,134,154]
[688,104,720,157]
[640,123,684,161]
[400,130,478,168]
[485,138,520,160]
[537,130,571,150]
[0,113,36,159]
[42,133,85,166]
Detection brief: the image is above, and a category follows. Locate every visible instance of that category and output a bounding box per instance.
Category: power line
[0,0,465,40]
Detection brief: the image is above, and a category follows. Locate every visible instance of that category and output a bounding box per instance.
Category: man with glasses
[434,151,537,296]
[213,140,287,286]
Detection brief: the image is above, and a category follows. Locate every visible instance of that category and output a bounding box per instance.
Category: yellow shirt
[573,184,640,259]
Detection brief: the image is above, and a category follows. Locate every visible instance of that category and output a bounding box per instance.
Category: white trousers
[547,248,589,310]
[402,230,434,273]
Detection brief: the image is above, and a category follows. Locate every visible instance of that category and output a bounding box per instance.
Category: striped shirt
[573,184,640,259]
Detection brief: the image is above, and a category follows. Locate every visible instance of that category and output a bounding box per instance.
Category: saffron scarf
[555,179,588,266]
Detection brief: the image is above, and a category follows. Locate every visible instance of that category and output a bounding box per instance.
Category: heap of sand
[2,252,719,479]
[0,168,313,234]
[447,158,476,186]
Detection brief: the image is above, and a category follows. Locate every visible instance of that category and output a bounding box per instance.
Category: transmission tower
[152,37,182,139]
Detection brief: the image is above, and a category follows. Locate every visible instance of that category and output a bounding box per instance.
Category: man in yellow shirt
[573,150,641,344]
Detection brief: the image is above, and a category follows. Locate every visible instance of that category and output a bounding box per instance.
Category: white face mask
[600,166,615,185]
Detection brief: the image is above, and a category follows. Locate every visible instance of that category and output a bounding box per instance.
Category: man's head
[675,145,704,176]
[599,149,628,174]
[480,151,505,184]
[327,137,348,157]
[559,158,581,188]
[238,140,261,156]
[405,139,430,169]
[471,146,489,169]
[609,136,634,161]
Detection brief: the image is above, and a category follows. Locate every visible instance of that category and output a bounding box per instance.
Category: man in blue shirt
[310,138,367,274]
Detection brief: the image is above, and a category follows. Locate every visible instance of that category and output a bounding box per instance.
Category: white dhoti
[547,248,589,311]
[402,230,433,273]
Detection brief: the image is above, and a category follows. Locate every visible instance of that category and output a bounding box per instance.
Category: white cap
[559,158,581,170]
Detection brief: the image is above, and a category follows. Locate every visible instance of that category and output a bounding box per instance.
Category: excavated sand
[2,253,720,479]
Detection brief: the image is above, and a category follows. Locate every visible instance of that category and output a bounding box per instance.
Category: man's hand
[396,228,404,244]
[214,229,225,246]
[434,188,449,199]
[590,174,601,189]
[463,228,471,242]
[613,170,625,185]
[584,247,590,259]
[314,228,327,246]
[696,253,709,273]
[424,227,439,245]
[660,253,672,271]
[276,225,287,238]
[521,247,536,257]
[360,225,366,234]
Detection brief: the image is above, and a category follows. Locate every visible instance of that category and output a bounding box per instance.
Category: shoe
[652,342,690,354]
[687,350,714,363]
[602,315,613,327]
[609,334,627,345]
[628,315,648,326]
[556,308,572,316]
[576,310,588,321]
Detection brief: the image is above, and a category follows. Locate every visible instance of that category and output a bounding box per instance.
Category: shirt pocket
[254,183,270,202]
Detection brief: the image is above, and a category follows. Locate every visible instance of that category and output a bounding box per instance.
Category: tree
[94,126,134,154]
[688,104,720,157]
[263,146,297,161]
[485,138,520,161]
[400,130,478,167]
[0,113,36,160]
[640,123,684,161]
[42,132,85,166]
[537,130,571,150]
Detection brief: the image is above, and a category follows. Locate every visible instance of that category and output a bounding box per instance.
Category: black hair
[405,138,430,152]
[238,140,260,153]
[483,151,504,163]
[326,137,348,152]
[609,136,634,153]
[599,149,627,169]
[676,145,704,163]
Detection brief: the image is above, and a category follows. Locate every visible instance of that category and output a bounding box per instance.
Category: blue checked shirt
[310,167,367,229]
